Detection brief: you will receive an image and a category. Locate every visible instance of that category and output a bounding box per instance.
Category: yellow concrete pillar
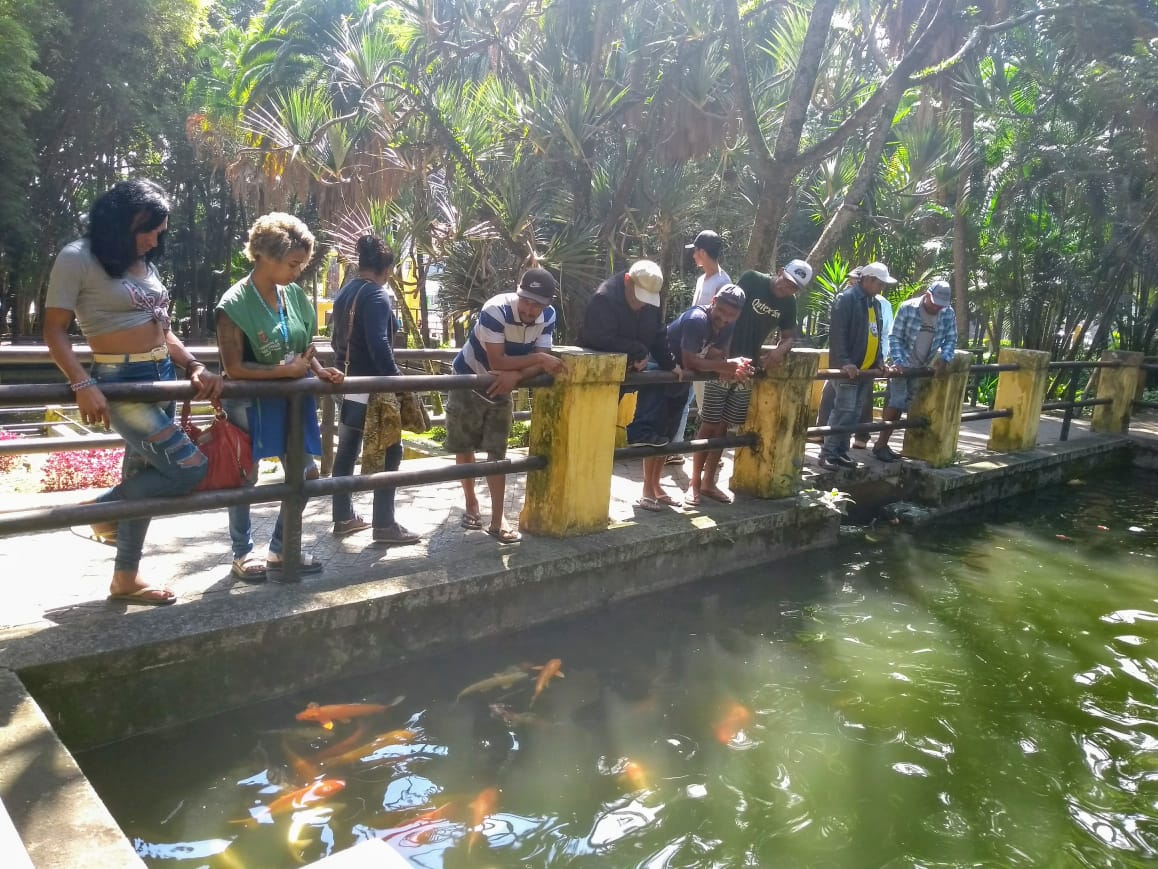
[732,348,822,499]
[901,350,972,467]
[1091,350,1144,434]
[520,348,627,536]
[987,348,1050,452]
[808,350,828,422]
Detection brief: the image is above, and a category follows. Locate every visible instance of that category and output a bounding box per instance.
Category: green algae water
[78,471,1158,868]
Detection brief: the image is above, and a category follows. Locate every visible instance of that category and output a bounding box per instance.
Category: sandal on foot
[107,586,176,606]
[635,497,664,512]
[655,493,681,507]
[265,553,324,578]
[485,526,522,544]
[231,555,267,582]
[683,492,701,508]
[460,512,484,530]
[700,488,734,504]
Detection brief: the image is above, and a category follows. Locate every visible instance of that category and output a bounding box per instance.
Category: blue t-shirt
[666,305,735,365]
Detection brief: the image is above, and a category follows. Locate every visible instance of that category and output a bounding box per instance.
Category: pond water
[78,470,1158,868]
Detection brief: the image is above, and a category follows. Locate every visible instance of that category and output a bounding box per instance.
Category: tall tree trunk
[952,96,975,340]
[808,90,901,270]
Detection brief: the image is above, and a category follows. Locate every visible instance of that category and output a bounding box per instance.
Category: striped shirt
[453,292,556,376]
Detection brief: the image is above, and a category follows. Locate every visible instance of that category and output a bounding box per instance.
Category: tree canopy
[0,0,1154,356]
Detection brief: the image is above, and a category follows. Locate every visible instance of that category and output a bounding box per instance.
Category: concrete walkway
[0,412,1151,644]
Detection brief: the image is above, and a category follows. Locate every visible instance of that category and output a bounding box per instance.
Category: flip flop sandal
[106,586,176,606]
[485,526,522,544]
[701,489,734,504]
[683,492,701,508]
[461,512,484,530]
[265,553,324,579]
[635,497,664,512]
[231,555,268,582]
[655,494,681,507]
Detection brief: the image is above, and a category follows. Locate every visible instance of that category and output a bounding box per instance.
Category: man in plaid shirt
[871,279,958,462]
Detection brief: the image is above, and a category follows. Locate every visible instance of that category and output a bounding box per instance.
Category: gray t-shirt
[912,304,939,366]
[46,239,171,337]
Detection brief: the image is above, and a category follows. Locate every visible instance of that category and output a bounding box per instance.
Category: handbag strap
[342,278,375,376]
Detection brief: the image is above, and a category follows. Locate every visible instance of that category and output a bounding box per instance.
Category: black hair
[356,234,395,274]
[86,179,170,278]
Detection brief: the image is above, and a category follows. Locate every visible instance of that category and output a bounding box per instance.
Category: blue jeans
[222,398,303,559]
[332,399,403,528]
[822,379,874,459]
[672,388,695,443]
[90,357,207,572]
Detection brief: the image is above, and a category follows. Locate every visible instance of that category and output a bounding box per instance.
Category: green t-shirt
[731,270,798,360]
[216,277,317,365]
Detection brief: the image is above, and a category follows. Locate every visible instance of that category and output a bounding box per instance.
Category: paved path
[1,412,1152,640]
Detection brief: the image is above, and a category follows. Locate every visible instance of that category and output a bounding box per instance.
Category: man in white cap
[819,260,894,470]
[577,260,682,447]
[449,267,564,542]
[870,278,957,462]
[685,258,812,504]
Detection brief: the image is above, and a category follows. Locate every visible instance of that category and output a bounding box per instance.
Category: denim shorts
[885,376,924,411]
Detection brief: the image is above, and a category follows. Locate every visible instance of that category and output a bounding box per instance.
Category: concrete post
[902,350,972,467]
[1091,350,1144,434]
[520,348,626,536]
[732,348,822,499]
[807,350,828,422]
[987,348,1050,452]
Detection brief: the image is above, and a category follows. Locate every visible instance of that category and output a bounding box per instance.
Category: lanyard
[252,279,290,351]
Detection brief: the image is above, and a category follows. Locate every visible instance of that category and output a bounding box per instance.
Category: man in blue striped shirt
[872,279,957,462]
[448,268,564,543]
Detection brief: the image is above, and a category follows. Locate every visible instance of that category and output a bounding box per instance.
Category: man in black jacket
[577,260,681,446]
[820,261,894,470]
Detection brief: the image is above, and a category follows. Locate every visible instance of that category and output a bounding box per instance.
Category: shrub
[0,431,21,473]
[424,425,447,444]
[40,448,124,493]
[507,420,530,449]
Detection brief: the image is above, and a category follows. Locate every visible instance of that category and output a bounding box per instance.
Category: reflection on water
[79,472,1158,867]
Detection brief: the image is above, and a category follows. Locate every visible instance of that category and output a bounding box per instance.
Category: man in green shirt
[688,259,812,504]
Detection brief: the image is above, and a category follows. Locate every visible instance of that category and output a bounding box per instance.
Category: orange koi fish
[308,723,368,762]
[282,738,319,783]
[617,760,649,792]
[467,787,499,852]
[318,729,419,768]
[234,779,345,827]
[713,700,753,744]
[296,696,404,730]
[530,658,564,706]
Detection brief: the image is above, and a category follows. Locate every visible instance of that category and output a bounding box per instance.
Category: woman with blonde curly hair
[216,212,344,581]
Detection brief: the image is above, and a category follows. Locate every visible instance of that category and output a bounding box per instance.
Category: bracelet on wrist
[69,377,98,392]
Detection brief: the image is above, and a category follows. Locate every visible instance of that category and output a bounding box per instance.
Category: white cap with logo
[782,259,813,288]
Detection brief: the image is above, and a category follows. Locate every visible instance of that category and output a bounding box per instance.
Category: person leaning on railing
[328,234,420,547]
[215,213,345,582]
[43,178,224,606]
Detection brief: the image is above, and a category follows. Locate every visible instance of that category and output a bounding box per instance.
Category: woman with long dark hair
[44,178,223,605]
[328,235,419,546]
[216,213,344,581]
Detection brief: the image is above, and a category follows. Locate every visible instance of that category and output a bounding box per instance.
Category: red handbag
[180,400,255,491]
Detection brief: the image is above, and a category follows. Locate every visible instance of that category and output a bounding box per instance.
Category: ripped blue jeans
[90,358,208,573]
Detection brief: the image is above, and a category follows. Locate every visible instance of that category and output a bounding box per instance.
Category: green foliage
[507,420,530,450]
